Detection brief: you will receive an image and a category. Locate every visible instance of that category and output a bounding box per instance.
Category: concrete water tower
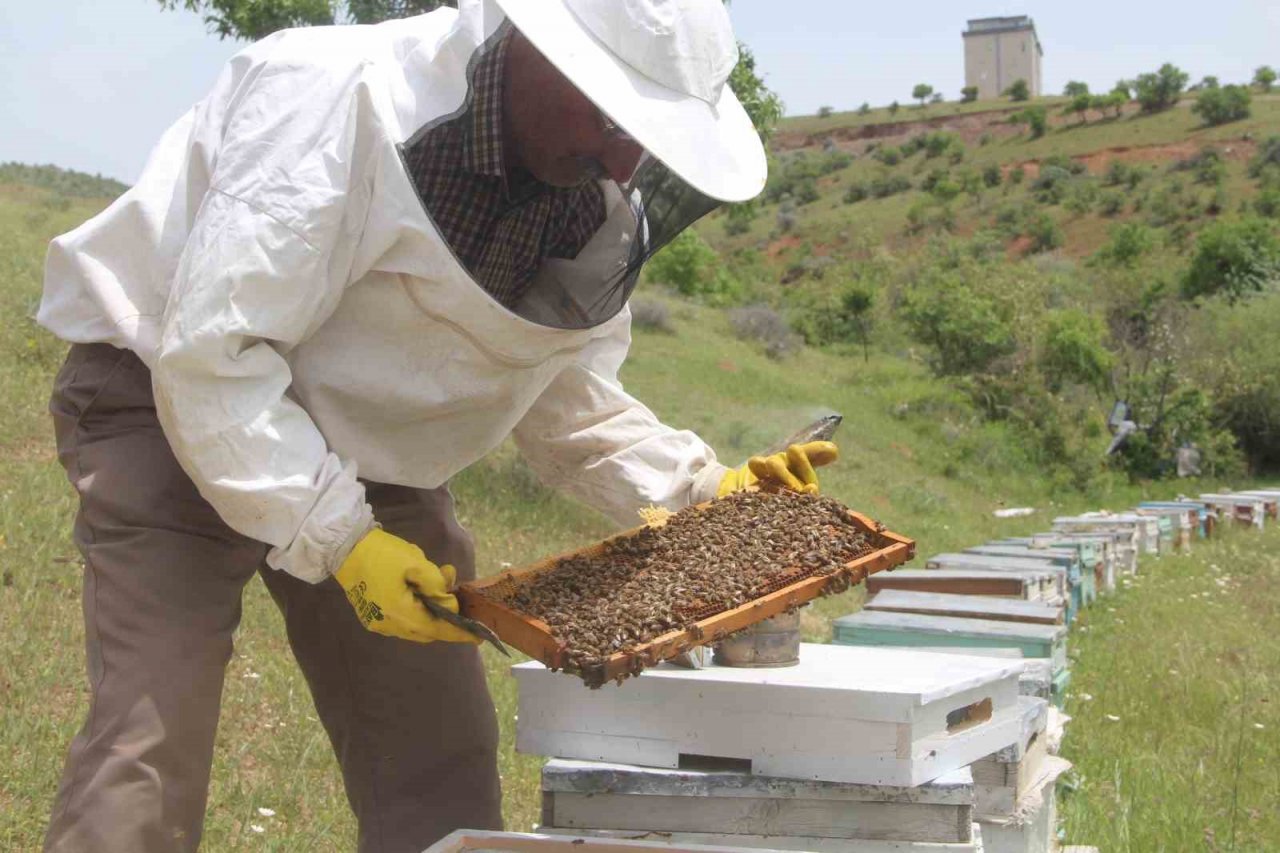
[963,16,1043,100]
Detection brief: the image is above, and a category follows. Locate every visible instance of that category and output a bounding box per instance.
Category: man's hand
[334,529,481,645]
[717,441,840,497]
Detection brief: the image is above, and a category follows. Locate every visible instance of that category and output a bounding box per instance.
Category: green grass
[1,174,1278,851]
[1060,525,1280,850]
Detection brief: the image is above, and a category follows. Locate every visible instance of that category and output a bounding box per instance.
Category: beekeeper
[36,0,837,850]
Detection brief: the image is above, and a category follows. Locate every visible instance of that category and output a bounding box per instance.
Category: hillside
[673,91,1280,490]
[2,88,1279,847]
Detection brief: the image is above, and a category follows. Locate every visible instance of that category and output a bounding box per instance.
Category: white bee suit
[38,0,733,584]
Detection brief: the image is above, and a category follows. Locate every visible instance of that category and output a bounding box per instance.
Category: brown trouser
[44,343,502,852]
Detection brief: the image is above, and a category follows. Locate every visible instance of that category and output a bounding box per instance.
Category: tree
[961,86,979,104]
[1200,75,1221,90]
[913,84,935,108]
[1134,63,1189,113]
[1006,79,1030,102]
[1255,65,1278,92]
[889,100,901,115]
[1064,93,1092,124]
[158,0,451,39]
[1063,81,1090,98]
[839,282,876,363]
[1112,80,1134,100]
[1102,90,1127,118]
[1182,218,1280,302]
[857,102,872,116]
[817,105,834,119]
[1192,84,1253,127]
[1012,105,1048,139]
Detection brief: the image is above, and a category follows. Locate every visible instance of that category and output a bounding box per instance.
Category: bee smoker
[713,609,802,667]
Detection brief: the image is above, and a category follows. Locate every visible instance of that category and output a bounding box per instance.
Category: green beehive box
[834,610,1068,679]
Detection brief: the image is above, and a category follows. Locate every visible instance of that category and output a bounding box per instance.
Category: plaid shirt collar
[460,30,511,185]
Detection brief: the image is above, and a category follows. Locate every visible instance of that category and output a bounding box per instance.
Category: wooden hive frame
[458,505,914,687]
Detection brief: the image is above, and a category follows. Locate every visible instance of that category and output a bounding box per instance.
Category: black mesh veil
[523,156,722,330]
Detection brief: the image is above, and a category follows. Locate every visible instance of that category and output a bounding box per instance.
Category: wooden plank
[546,793,970,843]
[866,570,1034,600]
[541,760,975,805]
[539,828,985,852]
[426,830,805,852]
[865,590,1063,625]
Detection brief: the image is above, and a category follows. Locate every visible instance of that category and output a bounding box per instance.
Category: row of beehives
[423,488,1277,853]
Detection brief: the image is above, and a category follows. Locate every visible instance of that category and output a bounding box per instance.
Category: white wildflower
[1105,714,1121,722]
[250,824,265,834]
[257,808,276,817]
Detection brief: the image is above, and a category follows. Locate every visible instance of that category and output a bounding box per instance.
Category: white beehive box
[969,697,1051,817]
[976,755,1070,853]
[1078,512,1161,555]
[1050,517,1142,573]
[1199,494,1267,530]
[515,644,1024,787]
[540,759,978,847]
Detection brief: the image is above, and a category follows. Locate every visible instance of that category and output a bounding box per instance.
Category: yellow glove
[718,441,840,497]
[334,529,480,645]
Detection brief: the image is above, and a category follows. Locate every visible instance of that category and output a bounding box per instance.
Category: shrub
[1254,188,1280,219]
[1100,192,1126,217]
[924,132,961,159]
[817,105,834,118]
[889,101,900,115]
[1182,218,1280,302]
[905,199,957,235]
[1094,222,1157,266]
[1247,136,1280,179]
[982,164,1003,188]
[1192,84,1252,126]
[1013,105,1048,139]
[870,172,913,198]
[1040,310,1113,391]
[1135,63,1189,112]
[901,277,1016,375]
[1031,166,1072,205]
[646,230,741,301]
[729,305,800,359]
[857,102,872,116]
[1026,212,1065,253]
[843,182,870,204]
[874,146,903,166]
[1064,181,1099,215]
[629,298,673,332]
[961,86,979,103]
[1006,79,1030,102]
[1172,146,1227,186]
[1009,166,1026,185]
[795,178,821,205]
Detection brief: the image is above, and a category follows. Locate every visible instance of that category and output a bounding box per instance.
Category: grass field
[1,173,1278,850]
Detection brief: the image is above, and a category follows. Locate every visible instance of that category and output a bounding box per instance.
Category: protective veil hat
[493,0,767,203]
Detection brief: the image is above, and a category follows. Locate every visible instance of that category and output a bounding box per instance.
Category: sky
[3,0,1279,183]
